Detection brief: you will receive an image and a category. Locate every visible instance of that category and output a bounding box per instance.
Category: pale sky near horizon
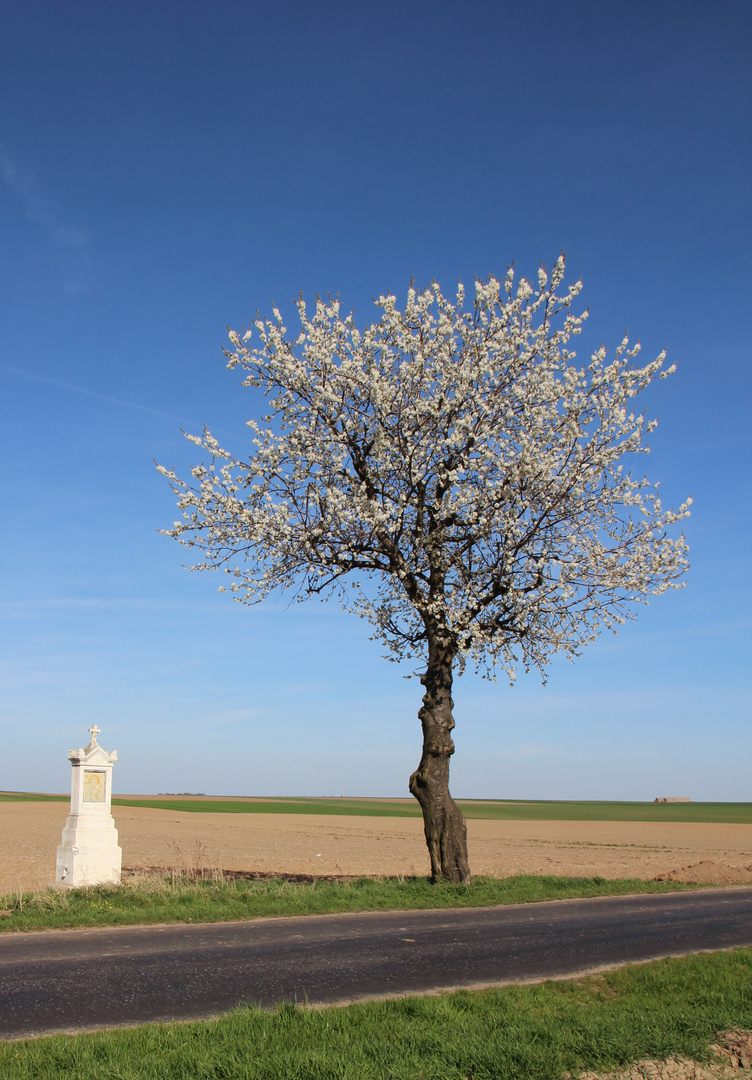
[1,0,750,801]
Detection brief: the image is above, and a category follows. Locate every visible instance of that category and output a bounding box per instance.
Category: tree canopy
[161,256,689,676]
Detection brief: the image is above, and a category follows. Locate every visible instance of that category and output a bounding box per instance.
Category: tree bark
[408,641,471,883]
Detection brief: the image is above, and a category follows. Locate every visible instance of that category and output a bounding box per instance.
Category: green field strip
[458,800,752,824]
[4,791,751,823]
[110,797,752,824]
[111,797,423,817]
[0,792,68,803]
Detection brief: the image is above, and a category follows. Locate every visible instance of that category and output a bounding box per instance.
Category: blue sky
[1,0,749,800]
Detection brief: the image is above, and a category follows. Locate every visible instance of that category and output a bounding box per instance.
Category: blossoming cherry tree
[159,257,690,883]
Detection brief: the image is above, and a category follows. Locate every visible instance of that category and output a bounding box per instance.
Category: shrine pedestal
[56,726,122,888]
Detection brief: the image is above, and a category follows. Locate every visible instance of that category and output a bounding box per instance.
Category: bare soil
[2,803,751,895]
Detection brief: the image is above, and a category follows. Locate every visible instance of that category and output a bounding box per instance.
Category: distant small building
[653,796,692,803]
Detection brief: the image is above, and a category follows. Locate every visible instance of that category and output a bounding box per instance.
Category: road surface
[1,888,750,1039]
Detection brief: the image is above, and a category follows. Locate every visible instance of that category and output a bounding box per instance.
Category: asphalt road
[1,888,751,1039]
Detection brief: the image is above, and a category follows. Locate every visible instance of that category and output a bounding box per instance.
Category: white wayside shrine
[56,726,122,888]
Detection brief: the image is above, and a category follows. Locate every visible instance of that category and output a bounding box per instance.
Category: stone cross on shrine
[56,726,122,888]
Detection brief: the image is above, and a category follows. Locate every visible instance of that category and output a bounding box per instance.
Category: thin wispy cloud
[0,362,251,445]
[0,142,99,292]
[0,597,220,614]
[0,363,194,425]
[0,143,90,244]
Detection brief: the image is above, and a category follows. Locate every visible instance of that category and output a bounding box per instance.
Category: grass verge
[2,948,750,1078]
[0,873,699,934]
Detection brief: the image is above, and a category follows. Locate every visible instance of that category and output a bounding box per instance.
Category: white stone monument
[56,725,122,888]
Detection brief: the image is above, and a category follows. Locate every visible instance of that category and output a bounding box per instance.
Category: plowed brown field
[2,802,751,895]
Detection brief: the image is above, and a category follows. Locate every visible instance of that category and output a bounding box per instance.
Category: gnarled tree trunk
[409,640,471,883]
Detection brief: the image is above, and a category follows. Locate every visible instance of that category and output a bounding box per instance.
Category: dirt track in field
[2,802,751,895]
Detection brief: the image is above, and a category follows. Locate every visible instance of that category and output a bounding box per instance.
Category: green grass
[456,799,752,824]
[108,796,752,824]
[114,796,425,817]
[0,791,68,803]
[4,790,751,822]
[2,947,750,1078]
[0,874,699,934]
